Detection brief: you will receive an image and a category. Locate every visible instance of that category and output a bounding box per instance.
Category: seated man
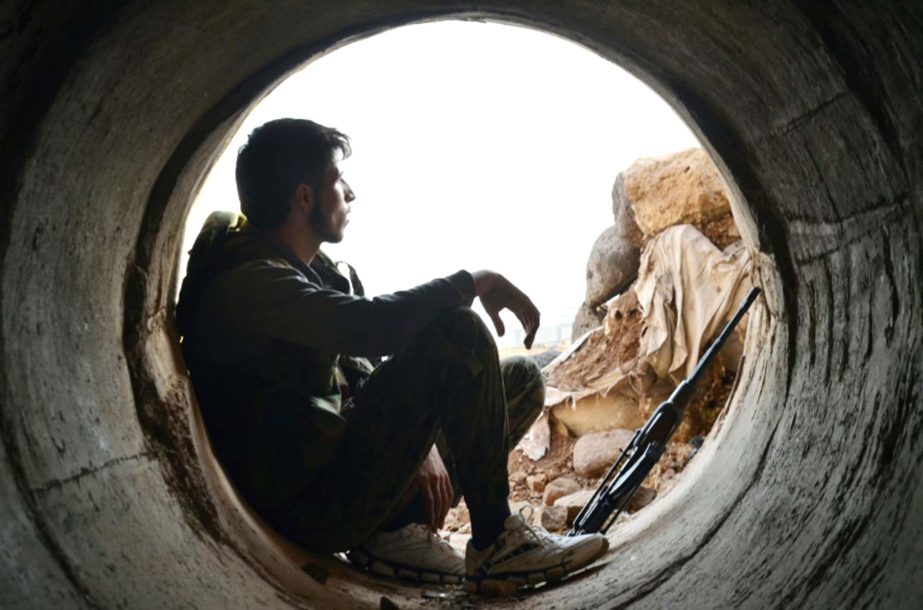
[175,118,607,591]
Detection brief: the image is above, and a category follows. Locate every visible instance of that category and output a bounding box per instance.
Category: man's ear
[293,183,315,214]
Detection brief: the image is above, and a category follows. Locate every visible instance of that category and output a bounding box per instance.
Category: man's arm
[201,262,541,359]
[202,262,476,357]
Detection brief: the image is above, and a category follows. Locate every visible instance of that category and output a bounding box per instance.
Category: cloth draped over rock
[634,225,753,381]
[518,225,752,460]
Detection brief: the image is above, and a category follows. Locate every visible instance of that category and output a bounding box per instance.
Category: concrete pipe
[1,1,920,608]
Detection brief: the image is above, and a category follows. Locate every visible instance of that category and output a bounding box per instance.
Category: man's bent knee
[502,355,543,385]
[435,306,491,337]
[428,307,496,354]
[410,307,499,386]
[502,356,545,435]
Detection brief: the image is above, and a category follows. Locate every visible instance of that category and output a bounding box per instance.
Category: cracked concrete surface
[1,1,921,608]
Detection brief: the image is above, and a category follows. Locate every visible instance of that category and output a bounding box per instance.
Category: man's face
[310,163,355,243]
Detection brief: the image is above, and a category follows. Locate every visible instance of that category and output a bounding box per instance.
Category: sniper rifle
[568,286,761,536]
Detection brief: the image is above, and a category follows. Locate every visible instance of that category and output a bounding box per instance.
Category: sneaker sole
[347,548,464,585]
[464,536,609,593]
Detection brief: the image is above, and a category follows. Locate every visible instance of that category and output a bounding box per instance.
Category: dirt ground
[507,427,583,504]
[440,307,738,538]
[440,419,706,539]
[544,289,643,393]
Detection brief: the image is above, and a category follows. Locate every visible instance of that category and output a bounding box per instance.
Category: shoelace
[513,505,553,546]
[408,524,458,553]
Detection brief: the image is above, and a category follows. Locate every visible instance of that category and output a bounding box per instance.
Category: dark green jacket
[175,211,475,511]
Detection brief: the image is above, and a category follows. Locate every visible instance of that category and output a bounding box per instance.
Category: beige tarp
[519,225,752,460]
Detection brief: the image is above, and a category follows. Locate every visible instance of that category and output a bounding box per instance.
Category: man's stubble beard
[309,212,344,244]
[309,192,344,244]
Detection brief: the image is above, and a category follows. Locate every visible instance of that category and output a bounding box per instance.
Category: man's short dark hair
[235,118,351,229]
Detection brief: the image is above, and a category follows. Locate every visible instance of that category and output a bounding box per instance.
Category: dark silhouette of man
[176,118,607,591]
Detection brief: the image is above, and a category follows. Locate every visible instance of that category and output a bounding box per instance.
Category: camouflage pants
[266,307,545,553]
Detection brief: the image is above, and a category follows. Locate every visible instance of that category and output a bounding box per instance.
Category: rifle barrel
[688,287,760,386]
[568,285,761,536]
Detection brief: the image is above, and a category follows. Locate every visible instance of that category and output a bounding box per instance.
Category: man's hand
[416,444,453,532]
[470,270,541,349]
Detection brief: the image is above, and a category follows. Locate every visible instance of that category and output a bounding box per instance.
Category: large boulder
[585,226,641,307]
[613,148,739,248]
[611,173,644,247]
[572,429,636,478]
[540,505,568,532]
[554,489,596,525]
[571,301,605,340]
[550,391,645,438]
[543,477,581,506]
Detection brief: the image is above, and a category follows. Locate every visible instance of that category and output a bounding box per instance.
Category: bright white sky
[183,20,698,348]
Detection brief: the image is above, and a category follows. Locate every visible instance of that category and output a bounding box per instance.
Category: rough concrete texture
[0,1,920,608]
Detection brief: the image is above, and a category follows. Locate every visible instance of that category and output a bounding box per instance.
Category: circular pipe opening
[2,3,919,608]
[171,17,760,596]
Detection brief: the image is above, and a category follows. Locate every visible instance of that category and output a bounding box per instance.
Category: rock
[510,500,538,525]
[543,477,581,506]
[526,474,546,494]
[444,504,469,530]
[585,226,641,307]
[571,302,605,341]
[551,392,644,438]
[572,429,636,478]
[626,486,657,512]
[519,413,551,461]
[554,489,596,525]
[540,505,568,532]
[611,173,644,247]
[549,414,571,439]
[509,470,527,486]
[701,214,741,250]
[619,148,734,246]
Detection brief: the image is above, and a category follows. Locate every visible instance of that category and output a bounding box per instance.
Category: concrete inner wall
[1,2,920,608]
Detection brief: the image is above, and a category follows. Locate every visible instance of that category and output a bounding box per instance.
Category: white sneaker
[464,512,608,592]
[347,523,465,584]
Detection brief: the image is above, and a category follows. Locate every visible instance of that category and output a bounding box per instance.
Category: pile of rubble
[442,148,754,542]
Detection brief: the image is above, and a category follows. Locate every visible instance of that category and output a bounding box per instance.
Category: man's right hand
[469,270,541,349]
